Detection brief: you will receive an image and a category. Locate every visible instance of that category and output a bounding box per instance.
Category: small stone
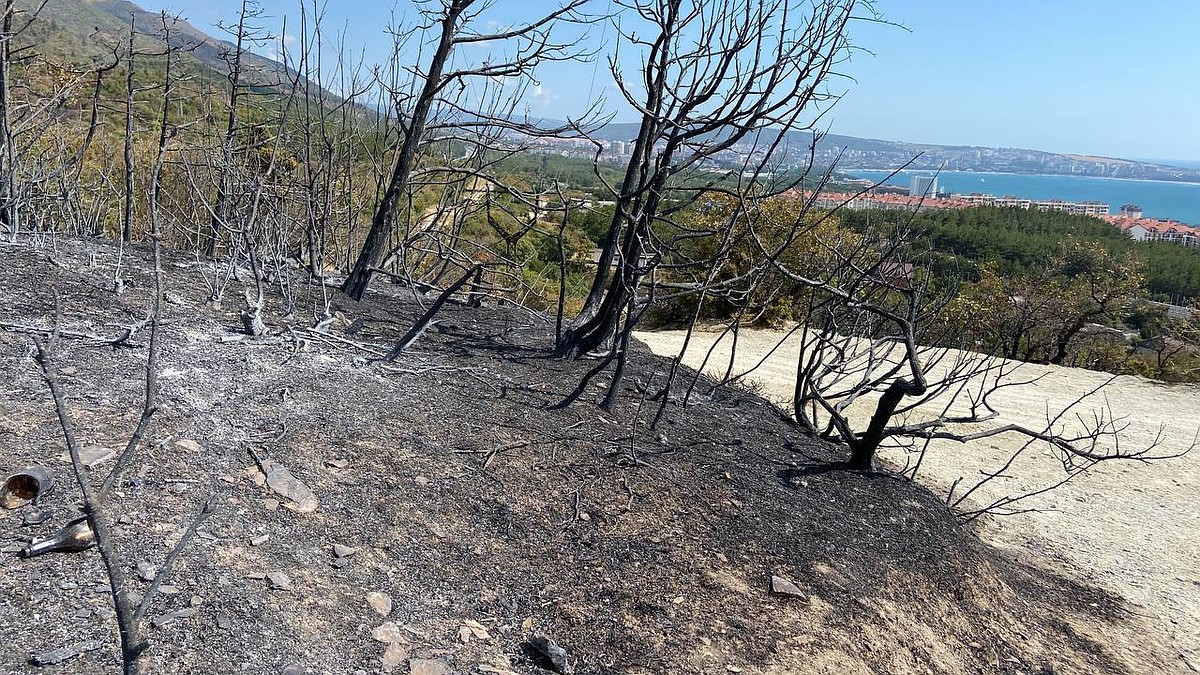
[158,585,180,596]
[74,608,91,618]
[331,557,350,569]
[30,641,103,666]
[175,439,202,453]
[769,575,805,598]
[118,514,135,525]
[366,592,393,617]
[137,562,157,582]
[414,475,430,486]
[58,366,78,377]
[458,626,473,643]
[266,572,291,590]
[409,659,452,675]
[281,665,304,675]
[245,572,266,580]
[726,666,743,673]
[371,621,404,643]
[333,544,357,558]
[264,499,281,511]
[216,614,233,630]
[250,534,270,546]
[58,581,78,591]
[324,458,350,469]
[968,642,983,650]
[528,635,572,675]
[189,596,203,607]
[79,445,116,467]
[464,619,490,640]
[151,608,197,627]
[381,643,409,672]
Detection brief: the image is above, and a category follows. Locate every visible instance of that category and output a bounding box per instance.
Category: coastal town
[807,176,1200,247]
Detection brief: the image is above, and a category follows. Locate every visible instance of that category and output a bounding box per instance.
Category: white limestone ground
[635,328,1200,664]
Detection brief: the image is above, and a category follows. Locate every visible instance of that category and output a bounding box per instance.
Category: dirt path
[635,328,1200,663]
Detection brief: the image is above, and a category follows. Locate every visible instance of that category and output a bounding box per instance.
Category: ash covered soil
[0,237,1188,674]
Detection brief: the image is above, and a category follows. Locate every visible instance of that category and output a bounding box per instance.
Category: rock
[366,592,393,617]
[174,439,202,453]
[413,476,430,486]
[151,608,198,627]
[216,614,233,630]
[266,572,291,590]
[281,665,304,675]
[332,544,357,558]
[158,585,180,596]
[79,445,115,467]
[371,622,404,644]
[330,557,349,569]
[74,608,91,619]
[324,458,350,469]
[255,457,319,513]
[264,499,281,511]
[463,619,490,640]
[529,634,573,674]
[250,534,270,547]
[137,562,157,582]
[381,643,408,672]
[29,641,104,666]
[409,658,452,675]
[163,291,187,306]
[769,575,805,598]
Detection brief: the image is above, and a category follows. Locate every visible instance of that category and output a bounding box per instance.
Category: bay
[848,170,1200,225]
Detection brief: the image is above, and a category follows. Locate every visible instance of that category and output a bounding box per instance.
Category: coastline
[843,168,1200,188]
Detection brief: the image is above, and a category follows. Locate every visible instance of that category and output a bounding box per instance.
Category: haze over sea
[849,170,1200,225]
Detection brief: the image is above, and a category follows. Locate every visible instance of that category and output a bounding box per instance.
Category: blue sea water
[848,170,1200,225]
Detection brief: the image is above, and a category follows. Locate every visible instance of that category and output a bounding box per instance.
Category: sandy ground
[635,328,1200,663]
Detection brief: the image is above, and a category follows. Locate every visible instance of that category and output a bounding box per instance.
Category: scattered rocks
[366,592,393,617]
[266,572,292,590]
[769,574,805,598]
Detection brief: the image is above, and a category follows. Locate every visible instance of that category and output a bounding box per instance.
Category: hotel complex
[801,187,1199,248]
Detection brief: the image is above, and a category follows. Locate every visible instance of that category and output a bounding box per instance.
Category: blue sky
[146,0,1200,161]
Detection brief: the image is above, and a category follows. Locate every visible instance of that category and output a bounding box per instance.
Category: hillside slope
[0,237,1189,674]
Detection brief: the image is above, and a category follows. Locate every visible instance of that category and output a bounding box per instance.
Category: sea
[847,170,1200,225]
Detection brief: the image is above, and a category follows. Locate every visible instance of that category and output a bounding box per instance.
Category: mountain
[587,122,1200,183]
[15,0,292,87]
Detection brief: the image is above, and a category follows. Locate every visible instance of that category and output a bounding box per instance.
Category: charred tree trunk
[341,1,469,301]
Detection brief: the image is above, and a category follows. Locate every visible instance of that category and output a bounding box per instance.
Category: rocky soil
[0,237,1191,674]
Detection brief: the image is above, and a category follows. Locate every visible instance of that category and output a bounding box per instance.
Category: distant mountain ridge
[586,122,1200,183]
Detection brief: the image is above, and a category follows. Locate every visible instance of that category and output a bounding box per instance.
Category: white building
[909,175,938,199]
